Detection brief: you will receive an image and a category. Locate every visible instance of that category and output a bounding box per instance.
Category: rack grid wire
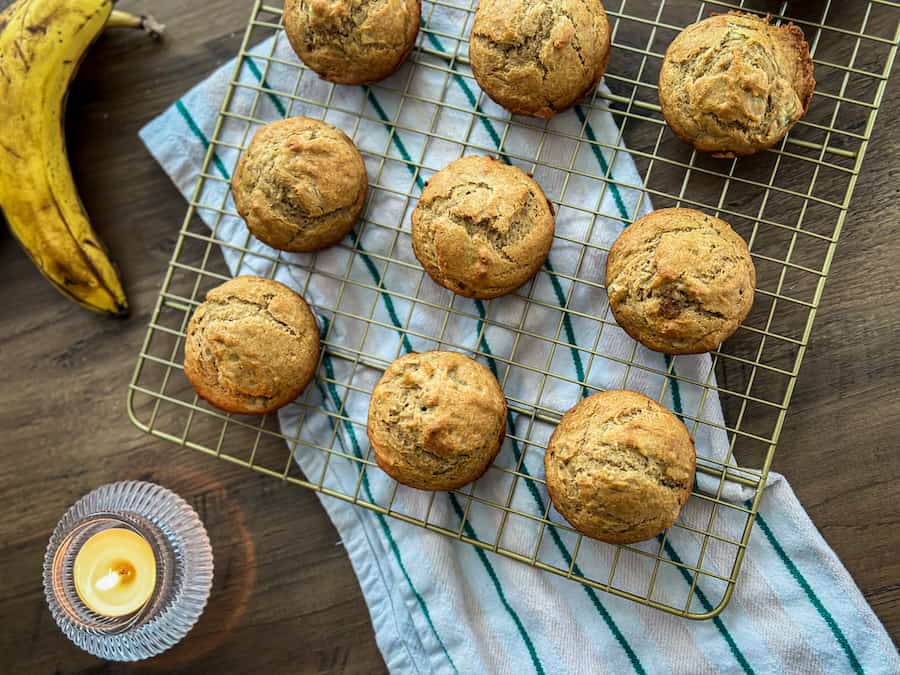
[129,0,900,618]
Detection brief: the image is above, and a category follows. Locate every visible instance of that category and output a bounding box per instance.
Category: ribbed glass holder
[43,481,213,661]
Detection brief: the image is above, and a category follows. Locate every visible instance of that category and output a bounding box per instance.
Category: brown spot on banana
[66,5,108,41]
[45,258,80,287]
[12,39,30,67]
[46,190,110,291]
[30,3,68,32]
[0,143,22,160]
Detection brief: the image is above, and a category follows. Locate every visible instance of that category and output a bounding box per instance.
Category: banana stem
[105,10,165,39]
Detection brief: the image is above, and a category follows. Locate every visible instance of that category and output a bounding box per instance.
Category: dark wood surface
[1,1,897,673]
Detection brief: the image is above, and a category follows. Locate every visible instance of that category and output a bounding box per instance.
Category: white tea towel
[140,17,898,675]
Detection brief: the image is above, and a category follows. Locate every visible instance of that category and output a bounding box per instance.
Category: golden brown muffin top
[659,12,815,157]
[183,276,320,415]
[284,0,420,85]
[231,117,367,253]
[606,208,756,355]
[411,156,555,299]
[367,351,507,491]
[544,389,696,544]
[469,0,611,118]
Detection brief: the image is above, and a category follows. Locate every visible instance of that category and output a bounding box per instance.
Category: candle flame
[95,569,121,592]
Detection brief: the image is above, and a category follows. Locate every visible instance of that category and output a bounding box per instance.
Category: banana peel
[0,0,163,317]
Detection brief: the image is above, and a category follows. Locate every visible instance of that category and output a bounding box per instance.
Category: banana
[0,0,161,317]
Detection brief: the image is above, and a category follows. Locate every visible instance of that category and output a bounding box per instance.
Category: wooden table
[1,1,897,672]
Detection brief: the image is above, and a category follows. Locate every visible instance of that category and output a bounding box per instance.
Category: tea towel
[140,17,899,675]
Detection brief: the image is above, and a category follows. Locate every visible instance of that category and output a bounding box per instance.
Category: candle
[45,481,213,660]
[73,528,157,617]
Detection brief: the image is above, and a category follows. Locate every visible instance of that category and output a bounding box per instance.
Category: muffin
[232,117,367,252]
[659,12,815,157]
[606,208,756,355]
[367,351,507,491]
[411,156,555,299]
[183,276,320,415]
[544,390,695,544]
[283,0,420,85]
[469,0,611,118]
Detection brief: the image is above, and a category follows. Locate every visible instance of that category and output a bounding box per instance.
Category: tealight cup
[43,481,213,661]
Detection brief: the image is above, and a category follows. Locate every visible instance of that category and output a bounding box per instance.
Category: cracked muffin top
[545,389,696,544]
[659,12,815,157]
[469,0,611,118]
[232,117,367,253]
[284,0,420,85]
[606,208,756,355]
[183,276,321,415]
[367,351,507,491]
[411,155,555,299]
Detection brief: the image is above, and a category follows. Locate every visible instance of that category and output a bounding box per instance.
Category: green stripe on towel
[317,343,458,673]
[229,54,546,671]
[359,88,549,675]
[415,33,648,675]
[567,103,758,671]
[474,302,647,675]
[364,87,426,192]
[350,232,415,354]
[244,57,288,117]
[174,103,456,673]
[751,503,864,674]
[175,100,230,180]
[350,46,645,675]
[448,493,546,675]
[662,537,755,674]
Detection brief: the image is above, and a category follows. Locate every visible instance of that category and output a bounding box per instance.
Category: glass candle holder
[43,481,213,661]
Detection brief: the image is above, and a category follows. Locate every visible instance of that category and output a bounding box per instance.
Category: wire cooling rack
[129,0,900,618]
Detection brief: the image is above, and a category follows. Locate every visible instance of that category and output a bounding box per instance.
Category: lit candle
[73,528,157,617]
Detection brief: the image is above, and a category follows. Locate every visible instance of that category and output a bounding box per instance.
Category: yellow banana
[0,0,160,317]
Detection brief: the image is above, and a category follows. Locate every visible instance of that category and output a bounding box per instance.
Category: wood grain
[0,0,897,672]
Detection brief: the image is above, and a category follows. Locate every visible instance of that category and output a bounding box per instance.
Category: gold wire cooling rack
[129,0,900,618]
